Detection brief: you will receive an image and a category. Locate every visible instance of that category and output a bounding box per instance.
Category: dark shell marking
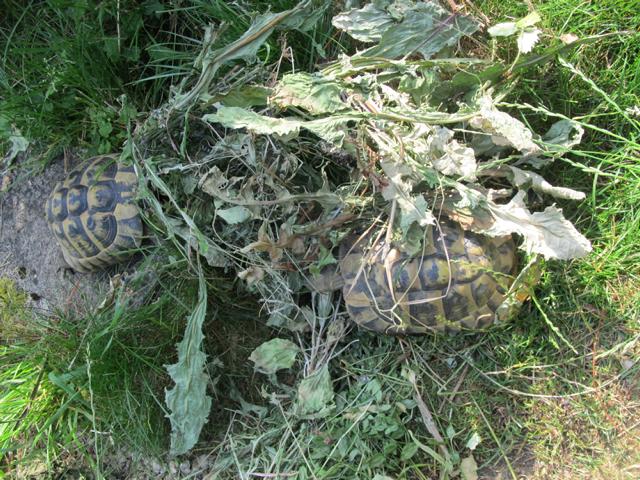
[339,220,517,334]
[46,155,142,272]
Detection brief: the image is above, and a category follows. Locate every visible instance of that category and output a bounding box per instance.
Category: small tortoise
[46,155,143,272]
[315,219,518,334]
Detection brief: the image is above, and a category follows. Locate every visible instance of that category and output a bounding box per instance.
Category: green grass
[0,0,337,167]
[2,0,640,479]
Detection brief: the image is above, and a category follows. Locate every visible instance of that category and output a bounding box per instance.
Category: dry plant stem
[438,363,469,415]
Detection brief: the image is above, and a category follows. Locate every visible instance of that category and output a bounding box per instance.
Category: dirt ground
[0,156,109,314]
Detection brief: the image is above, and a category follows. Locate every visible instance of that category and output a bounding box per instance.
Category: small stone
[151,459,164,475]
[179,460,191,475]
[169,460,178,475]
[622,359,634,371]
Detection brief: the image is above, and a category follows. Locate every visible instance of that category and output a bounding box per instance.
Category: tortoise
[314,219,518,334]
[45,155,143,272]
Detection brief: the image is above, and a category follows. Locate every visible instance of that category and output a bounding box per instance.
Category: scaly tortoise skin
[334,220,517,334]
[46,155,143,272]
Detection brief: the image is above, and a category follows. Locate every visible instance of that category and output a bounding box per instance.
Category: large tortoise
[45,155,143,272]
[315,219,518,334]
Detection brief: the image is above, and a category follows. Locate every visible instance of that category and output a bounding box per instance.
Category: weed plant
[1,0,639,479]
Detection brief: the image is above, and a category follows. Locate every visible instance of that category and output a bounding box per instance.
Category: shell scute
[45,155,143,272]
[340,219,517,334]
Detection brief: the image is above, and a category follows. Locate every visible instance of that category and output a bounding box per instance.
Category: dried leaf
[542,119,584,151]
[515,11,542,29]
[432,139,477,180]
[487,22,517,37]
[481,191,591,259]
[217,205,253,224]
[517,28,541,53]
[399,194,435,236]
[509,166,585,200]
[296,364,334,417]
[271,72,347,114]
[560,33,579,44]
[466,432,482,451]
[165,271,212,456]
[470,97,541,155]
[249,338,300,374]
[460,455,479,480]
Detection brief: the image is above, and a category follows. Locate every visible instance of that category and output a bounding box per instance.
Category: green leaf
[445,424,456,439]
[203,106,358,147]
[0,123,29,164]
[164,269,212,456]
[400,441,419,461]
[296,364,334,416]
[360,1,479,60]
[211,85,272,108]
[174,0,329,110]
[249,338,300,374]
[271,73,347,115]
[204,106,301,136]
[332,2,396,42]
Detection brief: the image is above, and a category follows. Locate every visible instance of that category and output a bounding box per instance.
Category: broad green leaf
[165,270,212,456]
[217,205,253,224]
[460,455,478,480]
[296,364,334,416]
[204,106,358,147]
[209,85,271,108]
[174,0,328,110]
[271,73,347,115]
[249,338,300,374]
[332,2,396,42]
[204,107,301,136]
[361,1,479,60]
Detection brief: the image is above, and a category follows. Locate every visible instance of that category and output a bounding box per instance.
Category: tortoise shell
[46,155,143,272]
[338,220,517,334]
